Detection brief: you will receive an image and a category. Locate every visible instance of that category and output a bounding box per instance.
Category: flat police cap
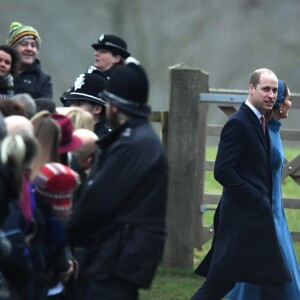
[92,34,130,59]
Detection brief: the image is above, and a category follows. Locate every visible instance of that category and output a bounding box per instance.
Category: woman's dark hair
[0,44,20,77]
[282,81,288,99]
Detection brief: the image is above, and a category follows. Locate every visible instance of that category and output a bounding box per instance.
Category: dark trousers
[63,276,138,300]
[191,279,284,300]
[190,279,235,300]
[261,284,284,300]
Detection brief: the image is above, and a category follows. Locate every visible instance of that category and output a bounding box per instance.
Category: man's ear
[114,55,122,64]
[110,103,119,113]
[84,154,94,169]
[93,105,103,114]
[249,84,254,95]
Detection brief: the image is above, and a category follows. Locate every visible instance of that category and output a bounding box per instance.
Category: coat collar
[241,103,270,151]
[98,117,147,150]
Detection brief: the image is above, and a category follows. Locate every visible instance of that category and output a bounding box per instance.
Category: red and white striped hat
[35,162,80,220]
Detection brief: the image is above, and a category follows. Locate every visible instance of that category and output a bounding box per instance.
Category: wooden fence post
[162,63,209,268]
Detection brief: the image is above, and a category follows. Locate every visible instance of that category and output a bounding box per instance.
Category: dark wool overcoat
[66,117,168,289]
[195,103,291,284]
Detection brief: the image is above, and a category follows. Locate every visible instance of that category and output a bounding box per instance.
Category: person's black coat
[195,103,291,284]
[94,117,110,141]
[1,202,33,287]
[13,59,53,99]
[66,118,168,288]
[0,163,17,227]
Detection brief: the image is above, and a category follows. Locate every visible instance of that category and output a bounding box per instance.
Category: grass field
[140,146,300,300]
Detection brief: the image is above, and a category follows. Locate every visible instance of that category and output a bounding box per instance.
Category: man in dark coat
[191,68,291,300]
[7,22,53,99]
[65,63,168,300]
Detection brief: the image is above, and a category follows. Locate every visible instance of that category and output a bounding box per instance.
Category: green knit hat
[7,22,41,49]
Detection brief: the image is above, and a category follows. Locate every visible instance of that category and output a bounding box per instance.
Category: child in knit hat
[34,162,80,297]
[35,162,80,221]
[6,21,53,99]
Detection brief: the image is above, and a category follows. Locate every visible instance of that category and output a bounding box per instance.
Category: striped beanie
[7,22,41,49]
[35,163,80,221]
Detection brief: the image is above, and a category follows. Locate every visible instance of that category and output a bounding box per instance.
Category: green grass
[139,268,202,300]
[140,146,300,299]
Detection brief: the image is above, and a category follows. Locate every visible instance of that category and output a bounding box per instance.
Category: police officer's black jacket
[66,117,168,288]
[94,117,110,141]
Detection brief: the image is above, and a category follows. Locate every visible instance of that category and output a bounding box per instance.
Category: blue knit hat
[273,80,286,110]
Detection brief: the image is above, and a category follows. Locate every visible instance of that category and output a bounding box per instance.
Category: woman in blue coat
[227,80,300,299]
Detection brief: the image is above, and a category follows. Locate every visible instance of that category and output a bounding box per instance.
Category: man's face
[94,49,121,71]
[0,50,12,76]
[249,71,278,114]
[15,38,38,66]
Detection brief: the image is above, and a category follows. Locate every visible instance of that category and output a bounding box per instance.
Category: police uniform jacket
[66,117,168,288]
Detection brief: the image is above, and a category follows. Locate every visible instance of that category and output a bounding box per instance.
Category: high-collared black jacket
[66,117,168,288]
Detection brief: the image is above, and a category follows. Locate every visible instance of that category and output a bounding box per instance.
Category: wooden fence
[150,64,300,269]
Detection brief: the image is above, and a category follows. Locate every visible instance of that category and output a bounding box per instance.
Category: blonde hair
[30,110,61,182]
[60,107,94,131]
[1,134,26,169]
[1,133,39,198]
